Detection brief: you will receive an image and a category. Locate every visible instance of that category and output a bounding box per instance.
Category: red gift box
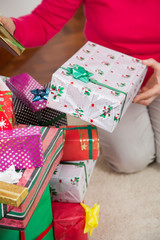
[0,87,14,131]
[52,202,88,240]
[60,125,99,161]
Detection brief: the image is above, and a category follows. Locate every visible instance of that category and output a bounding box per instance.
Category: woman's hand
[133,58,160,106]
[0,16,15,35]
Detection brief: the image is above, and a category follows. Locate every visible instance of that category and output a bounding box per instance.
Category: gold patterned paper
[0,181,28,207]
[0,24,25,56]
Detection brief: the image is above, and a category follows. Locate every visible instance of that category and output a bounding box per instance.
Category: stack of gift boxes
[0,77,64,239]
[0,40,148,239]
[0,71,99,239]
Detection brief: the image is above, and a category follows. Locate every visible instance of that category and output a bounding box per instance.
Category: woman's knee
[102,150,155,174]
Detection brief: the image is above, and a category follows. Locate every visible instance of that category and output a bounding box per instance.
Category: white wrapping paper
[49,160,96,203]
[47,41,147,132]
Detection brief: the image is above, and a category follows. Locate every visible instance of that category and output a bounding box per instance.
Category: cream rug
[67,115,160,240]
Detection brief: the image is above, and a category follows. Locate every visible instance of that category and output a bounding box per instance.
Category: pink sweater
[13,0,160,85]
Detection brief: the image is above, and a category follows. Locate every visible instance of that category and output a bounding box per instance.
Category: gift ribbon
[20,222,53,240]
[30,88,49,102]
[61,125,99,159]
[61,64,127,119]
[80,203,100,236]
[10,40,25,50]
[61,161,88,187]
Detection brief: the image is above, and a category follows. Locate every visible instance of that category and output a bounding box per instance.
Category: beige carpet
[67,115,160,240]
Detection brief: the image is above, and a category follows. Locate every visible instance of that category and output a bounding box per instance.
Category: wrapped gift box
[13,83,67,126]
[60,125,99,161]
[49,160,96,203]
[6,73,49,112]
[0,185,54,240]
[0,23,25,56]
[0,126,63,229]
[52,202,88,240]
[47,41,147,132]
[0,181,28,207]
[0,126,44,171]
[0,76,67,127]
[0,78,14,130]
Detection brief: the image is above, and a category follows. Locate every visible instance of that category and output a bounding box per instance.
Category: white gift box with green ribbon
[47,41,147,132]
[49,160,96,203]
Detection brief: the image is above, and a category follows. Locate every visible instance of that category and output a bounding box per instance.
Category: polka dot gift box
[47,41,147,132]
[0,126,44,171]
[6,73,48,112]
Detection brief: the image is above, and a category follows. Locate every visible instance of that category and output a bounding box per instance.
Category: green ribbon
[61,161,88,187]
[61,125,96,159]
[10,40,25,50]
[61,65,93,83]
[36,111,66,126]
[61,64,127,119]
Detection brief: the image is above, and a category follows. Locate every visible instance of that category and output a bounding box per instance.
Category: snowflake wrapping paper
[49,160,96,203]
[47,41,147,132]
[6,73,48,112]
[0,126,44,171]
[0,78,14,131]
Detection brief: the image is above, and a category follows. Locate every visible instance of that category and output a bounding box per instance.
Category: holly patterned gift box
[0,78,14,131]
[0,126,63,230]
[47,41,147,132]
[49,160,96,203]
[6,73,49,112]
[0,185,54,240]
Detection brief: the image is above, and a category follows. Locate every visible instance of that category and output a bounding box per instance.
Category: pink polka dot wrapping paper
[6,73,47,112]
[0,126,44,171]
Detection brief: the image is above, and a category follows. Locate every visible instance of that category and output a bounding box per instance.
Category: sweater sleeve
[12,0,83,47]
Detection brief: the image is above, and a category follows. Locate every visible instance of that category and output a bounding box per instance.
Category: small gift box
[0,126,44,171]
[0,185,54,240]
[49,160,96,203]
[0,79,14,131]
[60,125,99,161]
[0,126,63,229]
[47,41,147,132]
[52,202,88,240]
[0,181,28,207]
[13,83,67,126]
[6,73,49,112]
[0,23,25,56]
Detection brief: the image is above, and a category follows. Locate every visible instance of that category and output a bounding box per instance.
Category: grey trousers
[98,96,160,173]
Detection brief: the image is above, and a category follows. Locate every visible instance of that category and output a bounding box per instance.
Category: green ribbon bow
[61,64,93,83]
[61,64,127,119]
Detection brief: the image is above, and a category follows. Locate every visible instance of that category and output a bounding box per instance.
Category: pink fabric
[12,0,160,85]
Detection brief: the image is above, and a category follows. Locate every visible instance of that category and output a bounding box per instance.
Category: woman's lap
[98,102,156,173]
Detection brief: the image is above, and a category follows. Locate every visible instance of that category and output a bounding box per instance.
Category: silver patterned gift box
[47,41,147,132]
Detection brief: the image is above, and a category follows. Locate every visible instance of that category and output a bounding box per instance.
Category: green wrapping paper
[0,185,54,240]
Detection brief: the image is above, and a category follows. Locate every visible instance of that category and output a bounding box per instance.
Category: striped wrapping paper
[0,127,63,230]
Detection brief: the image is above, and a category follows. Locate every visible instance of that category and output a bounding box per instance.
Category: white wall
[1,0,41,17]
